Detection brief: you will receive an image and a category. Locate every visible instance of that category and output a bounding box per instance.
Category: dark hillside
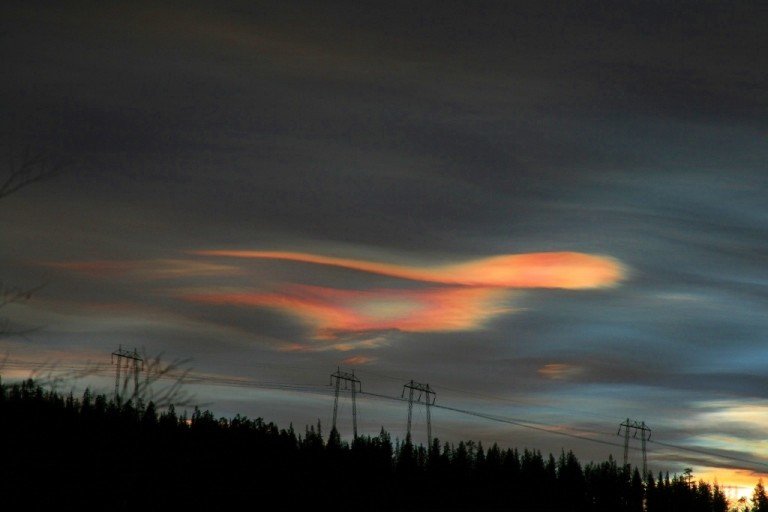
[0,378,732,511]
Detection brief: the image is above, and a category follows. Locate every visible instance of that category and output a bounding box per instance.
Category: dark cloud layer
[2,0,768,490]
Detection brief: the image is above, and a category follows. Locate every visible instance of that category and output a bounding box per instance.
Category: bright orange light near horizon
[191,250,625,289]
[695,467,767,503]
[181,284,512,340]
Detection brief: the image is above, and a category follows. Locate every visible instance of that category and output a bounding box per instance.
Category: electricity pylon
[618,418,651,478]
[330,367,361,439]
[402,380,436,445]
[111,345,143,402]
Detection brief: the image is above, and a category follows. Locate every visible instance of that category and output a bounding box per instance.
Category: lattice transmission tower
[330,367,361,439]
[402,380,436,445]
[111,345,143,403]
[618,418,651,478]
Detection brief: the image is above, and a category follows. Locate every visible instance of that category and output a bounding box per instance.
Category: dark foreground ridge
[0,377,756,511]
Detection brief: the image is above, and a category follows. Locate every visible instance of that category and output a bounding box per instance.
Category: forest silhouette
[0,376,762,511]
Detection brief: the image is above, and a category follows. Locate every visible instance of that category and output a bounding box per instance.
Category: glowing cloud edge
[191,250,625,289]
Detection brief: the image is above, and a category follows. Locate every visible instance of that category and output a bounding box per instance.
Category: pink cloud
[180,284,512,339]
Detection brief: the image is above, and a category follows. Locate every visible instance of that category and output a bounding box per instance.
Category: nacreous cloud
[180,285,513,340]
[192,250,625,289]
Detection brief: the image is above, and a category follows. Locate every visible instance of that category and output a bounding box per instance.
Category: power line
[3,357,768,473]
[649,439,768,470]
[360,390,629,451]
[360,390,768,472]
[355,367,620,422]
[0,360,661,442]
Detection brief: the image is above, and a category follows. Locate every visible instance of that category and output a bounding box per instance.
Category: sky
[2,0,767,496]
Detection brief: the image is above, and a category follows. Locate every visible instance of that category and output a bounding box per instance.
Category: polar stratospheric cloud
[192,250,625,289]
[182,250,625,338]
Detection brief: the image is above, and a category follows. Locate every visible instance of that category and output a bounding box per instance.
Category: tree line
[0,376,764,511]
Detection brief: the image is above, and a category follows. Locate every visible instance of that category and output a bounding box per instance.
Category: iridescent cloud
[538,363,585,380]
[192,250,625,289]
[180,284,513,340]
[341,355,376,365]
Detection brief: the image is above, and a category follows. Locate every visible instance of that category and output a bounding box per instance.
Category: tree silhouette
[0,374,754,510]
[754,479,768,512]
[711,483,728,512]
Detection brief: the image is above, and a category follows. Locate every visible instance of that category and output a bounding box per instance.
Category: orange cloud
[341,356,376,365]
[180,284,512,339]
[278,333,391,352]
[538,363,585,380]
[191,250,624,289]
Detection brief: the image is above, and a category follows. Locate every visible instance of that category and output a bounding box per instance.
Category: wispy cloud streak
[192,250,625,289]
[41,259,242,279]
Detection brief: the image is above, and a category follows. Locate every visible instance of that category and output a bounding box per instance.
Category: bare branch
[0,281,47,338]
[111,348,197,408]
[1,146,70,199]
[0,281,46,308]
[134,349,196,408]
[0,144,69,338]
[0,350,197,410]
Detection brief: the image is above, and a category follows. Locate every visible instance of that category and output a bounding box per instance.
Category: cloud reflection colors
[192,250,625,289]
[181,284,513,340]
